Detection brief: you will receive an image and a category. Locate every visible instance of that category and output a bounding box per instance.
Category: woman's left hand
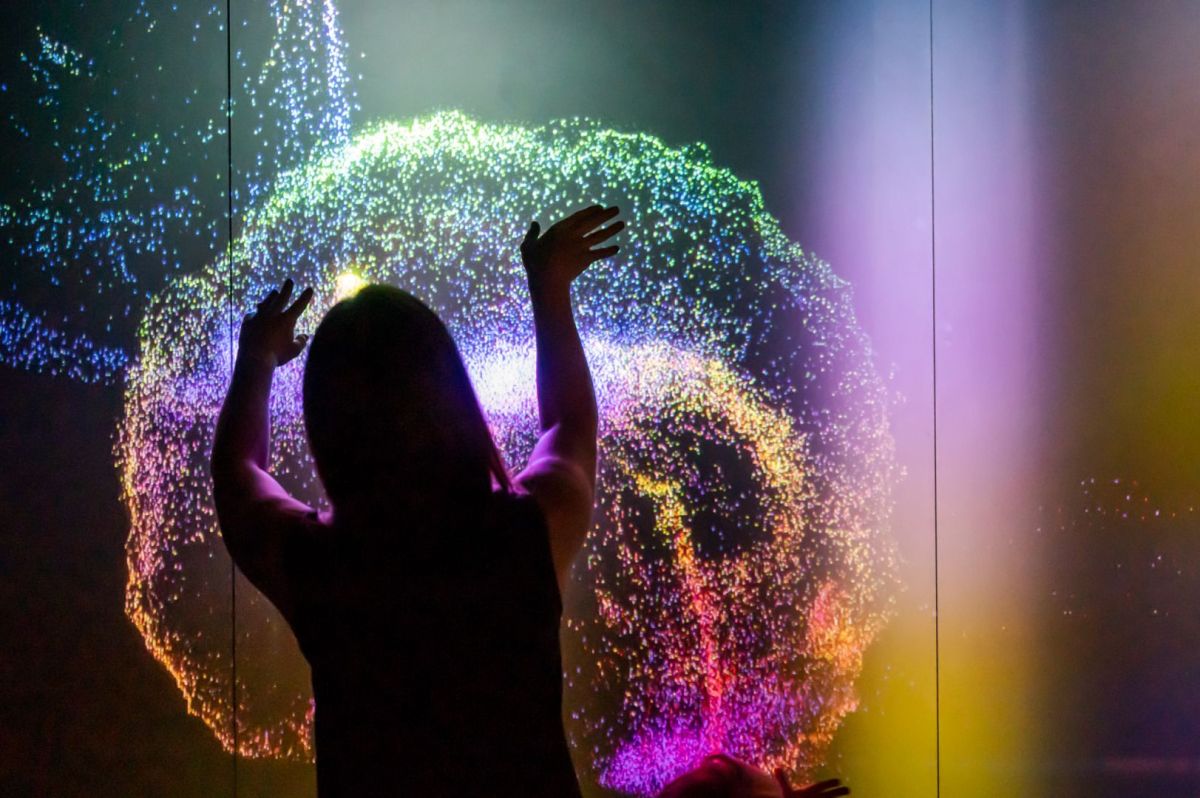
[238,278,315,368]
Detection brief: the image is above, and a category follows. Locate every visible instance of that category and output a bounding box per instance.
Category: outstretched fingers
[805,780,850,798]
[586,244,619,264]
[774,770,850,798]
[283,285,314,321]
[562,203,607,229]
[256,278,294,315]
[583,219,625,245]
[573,205,620,234]
[523,220,541,245]
[268,278,294,312]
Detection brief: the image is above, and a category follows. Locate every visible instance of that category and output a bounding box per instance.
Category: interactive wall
[2,2,1198,796]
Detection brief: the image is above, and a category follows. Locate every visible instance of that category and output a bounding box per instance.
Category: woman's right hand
[773,769,850,798]
[520,204,623,294]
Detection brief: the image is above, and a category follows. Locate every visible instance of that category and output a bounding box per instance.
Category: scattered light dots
[5,1,899,792]
[2,0,355,384]
[1047,477,1197,623]
[120,108,899,790]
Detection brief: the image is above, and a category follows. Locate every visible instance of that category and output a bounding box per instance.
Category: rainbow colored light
[117,110,899,794]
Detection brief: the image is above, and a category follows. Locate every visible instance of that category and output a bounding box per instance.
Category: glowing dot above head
[334,271,367,300]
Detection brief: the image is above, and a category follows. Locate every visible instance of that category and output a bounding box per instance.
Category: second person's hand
[774,769,850,798]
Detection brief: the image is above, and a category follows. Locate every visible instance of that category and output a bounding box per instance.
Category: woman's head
[302,284,510,516]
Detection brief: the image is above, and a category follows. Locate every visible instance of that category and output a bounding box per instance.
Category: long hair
[302,284,511,521]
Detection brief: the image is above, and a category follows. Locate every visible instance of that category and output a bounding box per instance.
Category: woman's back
[288,491,581,798]
[211,207,623,796]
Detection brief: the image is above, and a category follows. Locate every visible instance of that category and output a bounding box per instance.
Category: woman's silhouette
[210,205,624,796]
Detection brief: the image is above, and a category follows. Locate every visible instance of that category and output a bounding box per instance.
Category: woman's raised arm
[514,205,623,592]
[210,278,318,622]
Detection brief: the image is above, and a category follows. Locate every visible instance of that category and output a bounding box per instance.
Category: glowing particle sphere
[117,111,899,794]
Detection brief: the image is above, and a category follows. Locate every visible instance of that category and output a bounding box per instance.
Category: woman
[210,205,624,796]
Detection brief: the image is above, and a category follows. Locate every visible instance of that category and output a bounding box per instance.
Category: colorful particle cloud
[117,110,899,793]
[1,1,352,383]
